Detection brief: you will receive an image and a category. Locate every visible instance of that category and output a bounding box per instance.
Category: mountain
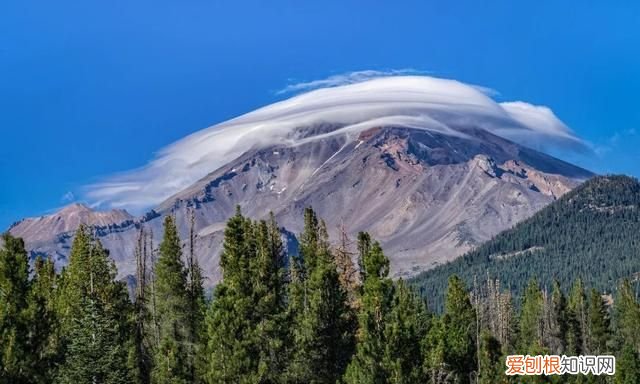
[411,175,640,310]
[8,124,591,285]
[8,203,134,263]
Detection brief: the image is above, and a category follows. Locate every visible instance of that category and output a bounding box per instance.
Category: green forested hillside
[412,175,640,311]
[4,200,640,382]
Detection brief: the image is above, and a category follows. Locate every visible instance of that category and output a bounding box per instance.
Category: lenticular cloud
[86,75,586,211]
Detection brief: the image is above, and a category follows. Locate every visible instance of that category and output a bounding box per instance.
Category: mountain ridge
[8,124,591,285]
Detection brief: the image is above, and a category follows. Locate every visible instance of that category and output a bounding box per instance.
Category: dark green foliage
[55,225,133,384]
[24,257,61,384]
[56,296,131,384]
[616,344,640,384]
[423,276,477,384]
[0,233,31,383]
[548,280,568,355]
[381,280,429,383]
[344,241,395,383]
[567,279,588,356]
[586,289,610,355]
[6,192,640,382]
[151,216,192,384]
[477,330,502,384]
[205,208,288,383]
[614,279,640,352]
[518,279,544,353]
[411,176,640,311]
[285,208,355,383]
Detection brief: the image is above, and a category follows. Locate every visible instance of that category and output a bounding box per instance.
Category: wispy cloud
[86,72,588,212]
[61,191,75,203]
[593,128,637,157]
[276,69,429,95]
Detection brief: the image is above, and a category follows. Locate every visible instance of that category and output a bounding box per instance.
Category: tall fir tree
[547,280,568,355]
[423,275,476,384]
[344,240,395,384]
[616,344,640,384]
[381,280,429,384]
[518,279,545,355]
[586,288,610,355]
[56,226,133,384]
[0,233,31,383]
[567,279,588,356]
[151,216,191,384]
[186,210,206,383]
[24,257,61,384]
[205,208,257,383]
[251,215,288,382]
[614,279,640,353]
[477,330,502,384]
[285,208,354,383]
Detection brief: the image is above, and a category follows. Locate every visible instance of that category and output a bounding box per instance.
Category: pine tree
[185,210,206,383]
[614,279,640,352]
[518,279,545,354]
[285,208,354,383]
[344,240,394,383]
[616,344,640,384]
[586,288,610,355]
[151,216,191,384]
[57,295,131,383]
[381,280,429,384]
[423,315,452,384]
[546,280,568,355]
[0,233,31,383]
[205,208,259,383]
[567,279,588,355]
[423,275,477,384]
[252,215,288,382]
[445,275,477,383]
[477,330,502,384]
[24,257,61,384]
[56,226,133,384]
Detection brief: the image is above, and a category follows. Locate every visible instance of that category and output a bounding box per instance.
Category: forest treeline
[412,175,640,311]
[2,206,640,383]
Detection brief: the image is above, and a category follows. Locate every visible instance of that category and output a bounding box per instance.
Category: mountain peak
[59,202,93,214]
[9,203,135,248]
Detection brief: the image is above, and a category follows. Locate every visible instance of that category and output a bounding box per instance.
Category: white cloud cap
[86,74,586,211]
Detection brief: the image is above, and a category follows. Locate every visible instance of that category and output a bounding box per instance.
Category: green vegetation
[2,179,640,382]
[411,175,640,311]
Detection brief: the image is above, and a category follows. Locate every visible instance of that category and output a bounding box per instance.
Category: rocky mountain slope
[9,124,591,285]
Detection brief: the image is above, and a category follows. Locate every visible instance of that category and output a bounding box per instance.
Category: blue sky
[1,0,639,229]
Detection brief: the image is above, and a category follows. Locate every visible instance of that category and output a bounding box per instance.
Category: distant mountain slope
[9,203,134,264]
[8,126,590,285]
[411,175,640,310]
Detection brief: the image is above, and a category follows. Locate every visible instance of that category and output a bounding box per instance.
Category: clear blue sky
[1,0,639,229]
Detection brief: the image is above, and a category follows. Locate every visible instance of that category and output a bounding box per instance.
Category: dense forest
[2,204,640,383]
[412,175,640,311]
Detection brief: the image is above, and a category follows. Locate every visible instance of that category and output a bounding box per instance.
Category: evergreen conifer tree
[0,233,31,383]
[56,226,133,384]
[285,208,354,383]
[616,344,640,384]
[151,216,191,384]
[344,240,394,383]
[586,288,610,355]
[24,257,61,384]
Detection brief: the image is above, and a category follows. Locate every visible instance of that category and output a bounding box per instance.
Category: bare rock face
[8,126,591,284]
